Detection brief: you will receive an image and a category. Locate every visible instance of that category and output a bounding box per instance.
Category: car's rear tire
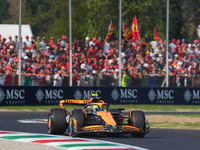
[68,109,85,137]
[129,110,146,138]
[48,108,67,134]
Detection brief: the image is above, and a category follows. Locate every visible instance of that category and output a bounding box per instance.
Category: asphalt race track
[0,111,200,150]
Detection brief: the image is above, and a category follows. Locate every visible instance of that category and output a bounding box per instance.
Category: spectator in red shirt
[39,69,46,86]
[1,38,7,47]
[112,58,119,69]
[144,51,152,62]
[4,70,12,86]
[175,39,181,49]
[56,39,61,50]
[91,59,99,70]
[177,47,184,59]
[89,45,96,57]
[65,44,69,56]
[73,70,78,86]
[1,45,8,62]
[98,59,104,70]
[107,48,117,58]
[173,47,178,55]
[95,36,102,49]
[48,37,56,51]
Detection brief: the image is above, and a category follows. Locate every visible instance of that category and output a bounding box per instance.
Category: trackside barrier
[0,86,199,105]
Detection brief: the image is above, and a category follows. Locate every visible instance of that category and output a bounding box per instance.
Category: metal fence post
[166,0,169,87]
[18,0,22,86]
[69,0,72,86]
[118,0,122,87]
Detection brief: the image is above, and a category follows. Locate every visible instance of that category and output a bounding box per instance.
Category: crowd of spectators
[0,33,200,87]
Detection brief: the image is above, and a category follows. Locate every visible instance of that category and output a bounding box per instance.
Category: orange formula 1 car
[47,94,149,137]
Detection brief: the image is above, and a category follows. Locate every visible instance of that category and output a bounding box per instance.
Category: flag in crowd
[131,15,140,40]
[107,21,114,39]
[154,27,160,41]
[123,22,131,39]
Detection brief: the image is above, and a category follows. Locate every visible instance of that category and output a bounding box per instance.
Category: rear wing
[59,99,105,109]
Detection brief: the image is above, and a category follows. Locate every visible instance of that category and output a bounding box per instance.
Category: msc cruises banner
[0,86,199,105]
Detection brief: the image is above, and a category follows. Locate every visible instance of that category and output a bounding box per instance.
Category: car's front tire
[48,108,67,134]
[129,110,146,138]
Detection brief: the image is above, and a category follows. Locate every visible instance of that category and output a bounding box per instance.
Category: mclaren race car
[47,94,149,137]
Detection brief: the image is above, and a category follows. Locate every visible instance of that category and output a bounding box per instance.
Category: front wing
[77,125,148,134]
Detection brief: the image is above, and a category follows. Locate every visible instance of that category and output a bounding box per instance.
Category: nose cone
[97,111,116,125]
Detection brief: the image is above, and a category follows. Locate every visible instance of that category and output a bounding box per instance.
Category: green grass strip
[1,135,51,140]
[59,143,115,148]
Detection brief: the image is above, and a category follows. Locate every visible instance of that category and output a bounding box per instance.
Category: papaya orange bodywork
[97,111,116,125]
[81,125,104,131]
[122,125,140,132]
[81,108,87,118]
[74,119,77,130]
[130,108,134,117]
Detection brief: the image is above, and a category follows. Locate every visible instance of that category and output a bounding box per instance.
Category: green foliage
[2,0,200,42]
[122,0,167,41]
[0,0,10,23]
[84,0,119,39]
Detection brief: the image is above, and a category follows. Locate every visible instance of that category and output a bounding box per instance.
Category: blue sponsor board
[0,86,199,105]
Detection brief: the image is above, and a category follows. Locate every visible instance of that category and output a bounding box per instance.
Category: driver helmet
[91,105,99,112]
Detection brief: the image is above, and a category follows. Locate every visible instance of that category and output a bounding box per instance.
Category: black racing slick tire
[129,110,146,138]
[48,108,67,134]
[68,109,85,137]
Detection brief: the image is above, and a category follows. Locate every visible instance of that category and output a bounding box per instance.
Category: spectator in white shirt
[14,36,19,52]
[169,38,176,51]
[21,46,26,60]
[24,36,31,51]
[0,66,5,86]
[81,59,87,70]
[154,43,161,54]
[89,37,96,47]
[187,44,194,55]
[87,60,93,73]
[103,38,110,56]
[40,37,47,52]
[194,44,200,56]
[53,69,63,86]
[60,35,67,48]
[31,45,37,57]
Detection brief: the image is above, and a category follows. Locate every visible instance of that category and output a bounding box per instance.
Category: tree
[0,0,10,24]
[5,0,197,43]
